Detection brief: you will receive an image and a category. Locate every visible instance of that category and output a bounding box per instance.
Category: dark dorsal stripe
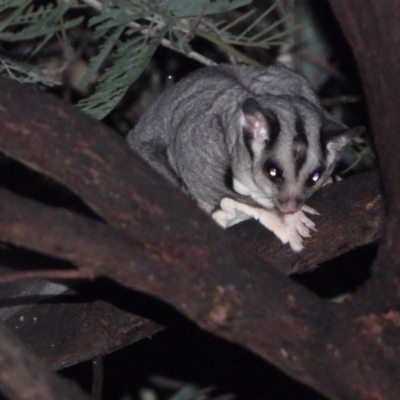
[319,127,328,157]
[293,115,309,176]
[264,108,281,150]
[224,166,234,189]
[294,115,309,146]
[243,128,254,160]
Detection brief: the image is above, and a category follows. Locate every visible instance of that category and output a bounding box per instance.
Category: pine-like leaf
[79,23,170,119]
[163,0,251,18]
[0,0,27,13]
[89,8,150,35]
[0,0,31,32]
[78,25,126,90]
[0,0,296,118]
[0,17,84,41]
[200,3,293,49]
[0,0,82,41]
[0,55,60,86]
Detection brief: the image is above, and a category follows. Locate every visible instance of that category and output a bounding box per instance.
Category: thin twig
[160,37,217,65]
[193,28,261,65]
[91,357,104,400]
[0,58,19,80]
[321,95,360,107]
[177,0,209,48]
[0,269,92,285]
[185,386,214,400]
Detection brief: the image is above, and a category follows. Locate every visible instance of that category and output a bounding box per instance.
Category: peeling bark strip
[4,288,164,371]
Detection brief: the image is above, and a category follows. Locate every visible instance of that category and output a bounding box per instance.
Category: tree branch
[0,269,90,284]
[0,70,397,398]
[9,0,400,391]
[0,76,382,275]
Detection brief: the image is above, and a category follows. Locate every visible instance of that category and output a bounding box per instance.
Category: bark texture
[1,1,400,398]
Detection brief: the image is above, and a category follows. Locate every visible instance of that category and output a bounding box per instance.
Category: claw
[300,217,316,230]
[290,240,304,253]
[215,197,318,252]
[301,205,320,215]
[283,208,319,250]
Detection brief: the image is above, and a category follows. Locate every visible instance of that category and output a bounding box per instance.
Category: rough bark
[0,76,382,276]
[231,171,382,274]
[0,171,382,375]
[1,1,400,397]
[329,0,400,298]
[0,74,389,400]
[4,286,163,371]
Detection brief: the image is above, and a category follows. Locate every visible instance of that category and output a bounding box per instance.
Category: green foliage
[0,0,82,44]
[205,4,295,48]
[0,0,292,119]
[164,0,251,18]
[0,54,60,85]
[0,0,82,84]
[78,23,170,119]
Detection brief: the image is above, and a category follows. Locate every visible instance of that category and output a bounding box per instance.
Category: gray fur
[127,63,363,248]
